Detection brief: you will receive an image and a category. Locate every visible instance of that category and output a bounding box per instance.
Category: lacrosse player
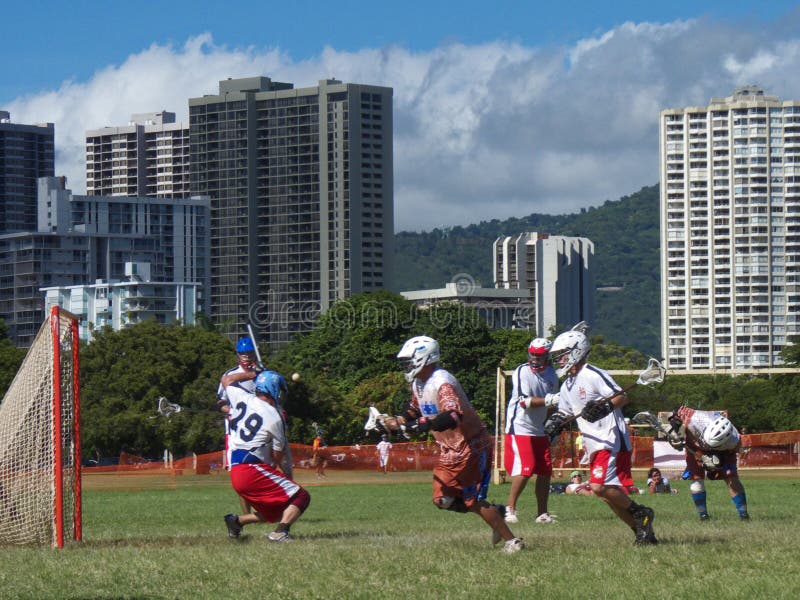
[376,434,392,474]
[669,406,749,520]
[503,337,560,524]
[217,337,262,514]
[379,336,524,554]
[222,370,311,542]
[544,329,658,545]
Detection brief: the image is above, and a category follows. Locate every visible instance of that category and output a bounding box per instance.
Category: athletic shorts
[589,449,634,488]
[230,463,303,522]
[504,433,553,477]
[685,450,738,480]
[432,446,492,509]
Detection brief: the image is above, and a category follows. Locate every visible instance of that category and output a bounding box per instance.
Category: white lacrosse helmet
[528,337,552,372]
[549,330,590,378]
[702,415,740,450]
[397,336,440,382]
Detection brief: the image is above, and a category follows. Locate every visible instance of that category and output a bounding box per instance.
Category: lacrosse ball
[292,372,301,382]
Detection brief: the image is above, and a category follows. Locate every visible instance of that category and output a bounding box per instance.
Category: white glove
[700,454,720,471]
[544,393,560,408]
[518,396,530,409]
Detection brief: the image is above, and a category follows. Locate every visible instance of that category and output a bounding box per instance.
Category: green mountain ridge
[390,184,661,355]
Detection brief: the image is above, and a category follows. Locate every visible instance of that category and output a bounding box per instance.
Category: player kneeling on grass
[222,370,310,542]
[668,406,749,521]
[544,329,658,545]
[379,336,524,554]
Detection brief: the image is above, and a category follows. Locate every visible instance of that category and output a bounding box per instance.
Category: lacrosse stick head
[636,358,666,386]
[157,397,182,417]
[631,411,660,428]
[364,407,387,432]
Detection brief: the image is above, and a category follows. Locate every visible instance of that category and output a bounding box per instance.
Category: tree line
[1,292,799,461]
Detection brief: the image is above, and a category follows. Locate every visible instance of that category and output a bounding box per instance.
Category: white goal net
[0,307,81,547]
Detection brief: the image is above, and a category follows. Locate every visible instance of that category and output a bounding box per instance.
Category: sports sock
[731,492,748,516]
[274,522,290,534]
[691,490,708,516]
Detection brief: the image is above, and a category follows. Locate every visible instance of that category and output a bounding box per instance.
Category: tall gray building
[0,111,55,233]
[189,76,393,347]
[0,177,209,346]
[86,112,190,198]
[660,86,800,370]
[493,232,595,336]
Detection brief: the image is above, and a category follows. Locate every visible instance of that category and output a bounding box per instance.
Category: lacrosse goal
[0,306,81,547]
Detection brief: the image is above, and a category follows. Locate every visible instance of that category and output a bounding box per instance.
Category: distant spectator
[565,470,594,496]
[646,468,677,494]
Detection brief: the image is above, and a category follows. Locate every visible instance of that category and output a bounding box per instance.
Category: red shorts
[230,463,303,522]
[504,433,552,477]
[589,449,634,488]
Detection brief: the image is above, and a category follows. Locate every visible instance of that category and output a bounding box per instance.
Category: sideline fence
[83,430,800,481]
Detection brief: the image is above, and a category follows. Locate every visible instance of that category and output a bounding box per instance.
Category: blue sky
[3,1,800,230]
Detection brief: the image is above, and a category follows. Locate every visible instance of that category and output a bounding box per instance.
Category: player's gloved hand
[544,393,560,408]
[518,396,530,409]
[580,399,614,423]
[668,410,683,432]
[405,417,431,434]
[667,432,685,451]
[544,412,569,441]
[700,454,721,472]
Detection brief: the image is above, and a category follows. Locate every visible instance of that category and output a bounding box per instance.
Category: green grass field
[0,471,798,599]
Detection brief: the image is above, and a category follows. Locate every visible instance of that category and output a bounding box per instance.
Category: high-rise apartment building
[86,112,189,198]
[0,111,55,233]
[0,177,208,346]
[189,76,393,347]
[660,86,800,370]
[493,232,594,336]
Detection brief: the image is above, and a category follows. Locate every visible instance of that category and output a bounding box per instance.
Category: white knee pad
[690,480,705,494]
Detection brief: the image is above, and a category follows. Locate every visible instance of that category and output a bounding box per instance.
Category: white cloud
[8,17,800,232]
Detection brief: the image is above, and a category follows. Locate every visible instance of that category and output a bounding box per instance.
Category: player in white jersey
[376,435,392,473]
[222,370,310,542]
[668,406,749,520]
[503,337,560,524]
[378,336,523,554]
[216,337,260,514]
[544,329,658,545]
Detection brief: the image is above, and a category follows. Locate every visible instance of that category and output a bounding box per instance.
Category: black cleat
[631,505,655,545]
[224,514,242,538]
[699,512,710,521]
[739,512,750,521]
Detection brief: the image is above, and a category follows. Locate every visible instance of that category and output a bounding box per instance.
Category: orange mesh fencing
[82,430,800,478]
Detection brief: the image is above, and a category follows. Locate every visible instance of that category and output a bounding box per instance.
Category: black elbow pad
[430,411,458,431]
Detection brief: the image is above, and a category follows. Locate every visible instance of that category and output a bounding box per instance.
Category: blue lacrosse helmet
[236,337,255,353]
[255,370,287,401]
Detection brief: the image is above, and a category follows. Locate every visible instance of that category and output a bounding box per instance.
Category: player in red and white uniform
[669,406,749,520]
[376,435,392,474]
[503,337,560,524]
[544,328,658,545]
[379,336,523,554]
[217,337,260,466]
[222,370,310,542]
[216,337,261,515]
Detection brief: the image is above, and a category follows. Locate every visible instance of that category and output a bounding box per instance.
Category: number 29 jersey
[226,386,286,466]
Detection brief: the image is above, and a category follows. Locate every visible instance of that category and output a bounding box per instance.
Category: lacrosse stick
[155,397,219,417]
[157,396,183,417]
[363,407,388,432]
[631,411,720,468]
[247,323,265,370]
[553,358,666,430]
